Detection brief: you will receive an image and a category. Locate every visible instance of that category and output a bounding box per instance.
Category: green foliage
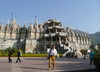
[96,44,100,49]
[0,53,48,57]
[0,53,17,57]
[93,57,100,71]
[0,47,18,54]
[0,53,8,57]
[58,54,63,57]
[80,49,86,53]
[93,50,100,72]
[90,45,95,49]
[94,49,100,57]
[22,54,47,57]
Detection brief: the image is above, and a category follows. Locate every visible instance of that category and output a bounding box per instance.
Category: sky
[0,0,100,34]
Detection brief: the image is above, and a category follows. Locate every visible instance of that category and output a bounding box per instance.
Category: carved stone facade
[0,18,91,54]
[43,19,91,57]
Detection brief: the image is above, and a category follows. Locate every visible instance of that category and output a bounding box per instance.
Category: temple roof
[58,33,67,36]
[44,32,67,37]
[48,19,60,23]
[48,26,63,29]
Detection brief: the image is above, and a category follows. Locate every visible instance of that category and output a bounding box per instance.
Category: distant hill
[73,30,100,44]
[89,32,100,44]
[73,30,87,34]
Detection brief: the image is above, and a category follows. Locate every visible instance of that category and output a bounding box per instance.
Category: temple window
[46,45,50,48]
[57,37,59,41]
[46,38,49,41]
[53,37,56,41]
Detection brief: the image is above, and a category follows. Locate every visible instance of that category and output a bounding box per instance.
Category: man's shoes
[9,60,12,63]
[48,68,50,71]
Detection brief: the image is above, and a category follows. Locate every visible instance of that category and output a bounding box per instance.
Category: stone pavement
[0,57,95,72]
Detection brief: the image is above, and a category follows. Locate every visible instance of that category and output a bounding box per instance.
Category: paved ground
[0,57,95,72]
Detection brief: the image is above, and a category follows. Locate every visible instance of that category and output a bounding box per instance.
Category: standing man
[16,49,22,63]
[8,49,12,63]
[48,45,57,70]
[89,49,95,65]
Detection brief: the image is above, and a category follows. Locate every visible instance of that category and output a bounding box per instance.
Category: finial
[34,16,37,21]
[68,22,70,27]
[34,16,38,25]
[11,12,13,20]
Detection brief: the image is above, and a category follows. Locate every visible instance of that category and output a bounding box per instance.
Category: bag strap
[49,48,52,55]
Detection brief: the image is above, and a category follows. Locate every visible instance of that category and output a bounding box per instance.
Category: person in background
[89,49,95,65]
[8,49,13,63]
[84,50,87,59]
[48,45,57,71]
[16,49,22,63]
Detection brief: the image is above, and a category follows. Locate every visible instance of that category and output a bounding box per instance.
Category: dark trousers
[90,58,93,65]
[16,56,21,63]
[8,56,12,63]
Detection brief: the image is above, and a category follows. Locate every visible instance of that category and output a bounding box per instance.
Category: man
[48,45,57,70]
[16,49,22,63]
[8,49,12,63]
[89,49,95,65]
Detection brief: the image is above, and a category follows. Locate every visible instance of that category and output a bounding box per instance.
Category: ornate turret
[27,23,35,39]
[21,25,27,39]
[11,18,17,25]
[0,23,4,32]
[0,23,5,39]
[70,29,76,42]
[10,18,18,39]
[34,20,40,39]
[5,24,11,39]
[66,27,72,42]
[16,25,20,39]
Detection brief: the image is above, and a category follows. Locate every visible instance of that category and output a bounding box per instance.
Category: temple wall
[25,39,37,53]
[0,39,18,50]
[0,33,4,39]
[11,34,17,39]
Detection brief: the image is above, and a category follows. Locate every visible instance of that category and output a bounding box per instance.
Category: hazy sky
[0,0,100,34]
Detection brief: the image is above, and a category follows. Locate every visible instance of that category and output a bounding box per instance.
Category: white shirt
[49,48,57,56]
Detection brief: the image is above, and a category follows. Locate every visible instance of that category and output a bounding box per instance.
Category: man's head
[90,49,93,52]
[51,45,56,49]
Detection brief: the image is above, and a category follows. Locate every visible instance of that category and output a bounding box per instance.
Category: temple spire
[11,12,13,20]
[68,22,70,27]
[34,16,38,25]
[34,16,36,22]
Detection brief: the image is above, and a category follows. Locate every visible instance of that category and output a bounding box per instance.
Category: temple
[0,18,91,57]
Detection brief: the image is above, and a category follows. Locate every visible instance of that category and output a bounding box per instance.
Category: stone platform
[0,57,95,72]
